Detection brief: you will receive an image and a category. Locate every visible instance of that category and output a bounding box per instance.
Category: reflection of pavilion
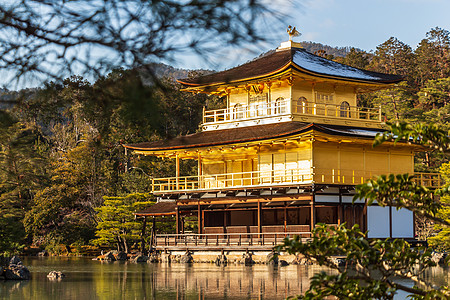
[152,264,317,299]
[125,33,442,251]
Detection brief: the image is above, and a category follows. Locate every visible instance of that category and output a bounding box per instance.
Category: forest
[1,26,450,255]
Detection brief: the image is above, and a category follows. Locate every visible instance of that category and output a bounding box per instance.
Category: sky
[4,0,450,89]
[173,0,450,71]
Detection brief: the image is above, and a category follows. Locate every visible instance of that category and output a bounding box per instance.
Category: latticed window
[296,96,309,114]
[233,103,244,119]
[340,101,350,118]
[274,97,286,114]
[316,93,334,104]
[249,93,268,116]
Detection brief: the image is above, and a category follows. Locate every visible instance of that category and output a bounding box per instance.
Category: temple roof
[178,47,403,87]
[134,201,176,216]
[124,122,383,152]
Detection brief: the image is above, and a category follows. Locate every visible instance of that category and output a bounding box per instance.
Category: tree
[92,193,154,253]
[0,111,47,254]
[370,37,415,77]
[277,121,450,299]
[0,0,280,86]
[23,144,100,250]
[428,162,450,251]
[418,78,450,110]
[342,48,370,70]
[415,27,450,86]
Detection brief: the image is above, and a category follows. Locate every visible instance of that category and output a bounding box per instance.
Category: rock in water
[9,256,22,265]
[116,252,128,261]
[240,252,254,265]
[104,251,116,261]
[4,264,31,280]
[180,251,193,263]
[47,271,65,280]
[266,252,278,266]
[37,251,48,257]
[279,260,289,266]
[132,255,148,263]
[148,253,161,263]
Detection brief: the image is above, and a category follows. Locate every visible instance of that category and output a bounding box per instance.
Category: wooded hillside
[1,27,450,254]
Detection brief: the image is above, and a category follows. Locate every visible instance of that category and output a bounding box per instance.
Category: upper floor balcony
[150,169,443,194]
[202,98,382,131]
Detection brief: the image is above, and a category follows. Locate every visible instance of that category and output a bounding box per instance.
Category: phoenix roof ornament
[287,25,301,41]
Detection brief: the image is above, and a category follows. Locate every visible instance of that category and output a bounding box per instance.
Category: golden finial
[287,25,301,41]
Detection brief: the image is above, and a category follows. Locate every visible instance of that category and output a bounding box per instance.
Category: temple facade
[125,36,440,250]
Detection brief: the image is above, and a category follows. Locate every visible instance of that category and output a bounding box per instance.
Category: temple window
[296,97,309,114]
[274,97,286,114]
[249,93,268,116]
[340,101,350,118]
[316,92,334,104]
[233,103,244,119]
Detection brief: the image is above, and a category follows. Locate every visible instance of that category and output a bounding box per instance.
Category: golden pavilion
[124,32,439,250]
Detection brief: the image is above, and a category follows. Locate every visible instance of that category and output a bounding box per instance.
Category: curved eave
[177,61,292,89]
[123,123,420,155]
[178,62,402,92]
[123,124,315,152]
[288,62,403,85]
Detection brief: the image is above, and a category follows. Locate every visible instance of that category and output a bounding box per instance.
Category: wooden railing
[293,101,381,121]
[202,98,381,125]
[152,168,313,192]
[413,172,443,189]
[150,170,443,193]
[203,98,290,124]
[154,232,311,248]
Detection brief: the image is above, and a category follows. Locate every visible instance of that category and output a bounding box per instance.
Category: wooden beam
[198,201,202,234]
[175,207,180,234]
[176,154,180,190]
[140,217,147,254]
[176,195,313,206]
[310,192,316,231]
[257,200,262,236]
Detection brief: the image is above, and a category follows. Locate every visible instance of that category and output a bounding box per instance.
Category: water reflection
[0,257,447,300]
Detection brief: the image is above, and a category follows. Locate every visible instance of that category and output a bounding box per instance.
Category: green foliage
[354,174,442,224]
[93,193,154,252]
[280,120,450,298]
[277,224,446,299]
[427,162,450,251]
[0,111,47,254]
[23,144,99,248]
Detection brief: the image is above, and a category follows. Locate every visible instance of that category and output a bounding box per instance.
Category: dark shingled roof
[124,122,382,151]
[134,201,176,216]
[177,47,403,86]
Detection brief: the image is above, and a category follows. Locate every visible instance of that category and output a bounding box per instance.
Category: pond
[0,257,448,299]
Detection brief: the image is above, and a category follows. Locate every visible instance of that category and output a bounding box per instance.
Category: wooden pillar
[338,189,343,226]
[310,191,316,232]
[257,201,262,236]
[284,202,287,232]
[198,153,202,188]
[175,207,180,234]
[223,206,227,231]
[176,154,180,190]
[181,217,185,234]
[140,216,147,254]
[150,216,156,252]
[198,201,202,234]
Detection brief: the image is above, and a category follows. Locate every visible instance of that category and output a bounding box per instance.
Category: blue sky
[5,0,450,89]
[173,0,450,71]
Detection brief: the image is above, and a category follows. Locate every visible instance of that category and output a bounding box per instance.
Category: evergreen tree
[93,193,154,253]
